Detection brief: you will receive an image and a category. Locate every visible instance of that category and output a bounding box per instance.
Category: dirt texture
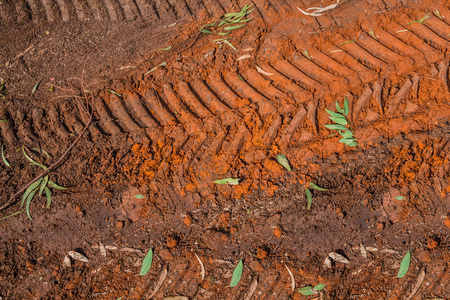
[1,0,450,299]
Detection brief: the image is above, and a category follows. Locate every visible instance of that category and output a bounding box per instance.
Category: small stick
[0,112,92,212]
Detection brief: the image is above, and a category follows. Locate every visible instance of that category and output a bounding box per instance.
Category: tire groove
[386,77,413,115]
[339,40,389,70]
[407,22,450,51]
[0,109,18,145]
[141,89,175,125]
[207,73,242,109]
[108,94,141,132]
[94,97,123,135]
[125,92,160,128]
[86,0,105,21]
[177,81,214,119]
[117,0,140,20]
[40,0,56,22]
[48,105,71,139]
[352,86,373,123]
[71,0,87,20]
[55,0,70,21]
[24,0,42,22]
[272,60,322,91]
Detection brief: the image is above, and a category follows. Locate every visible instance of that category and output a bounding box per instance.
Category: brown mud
[1,0,450,299]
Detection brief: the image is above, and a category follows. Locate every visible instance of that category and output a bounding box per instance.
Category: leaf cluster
[325,97,358,147]
[19,147,67,220]
[200,4,253,50]
[305,182,328,210]
[299,283,325,295]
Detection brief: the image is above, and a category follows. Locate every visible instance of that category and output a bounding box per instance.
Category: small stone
[167,235,179,248]
[376,222,385,231]
[273,225,283,238]
[183,214,192,226]
[116,221,124,229]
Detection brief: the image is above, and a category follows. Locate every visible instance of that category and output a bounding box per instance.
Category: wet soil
[1,0,450,299]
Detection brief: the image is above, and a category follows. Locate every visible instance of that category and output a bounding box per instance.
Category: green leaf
[229,260,243,287]
[135,194,145,199]
[44,187,52,208]
[218,32,231,36]
[29,161,48,170]
[303,50,312,60]
[395,196,405,200]
[22,179,42,206]
[25,188,38,220]
[22,147,38,164]
[48,180,67,190]
[340,40,355,45]
[0,208,25,221]
[39,175,49,196]
[299,286,315,295]
[32,79,42,94]
[434,10,443,20]
[306,189,312,210]
[224,24,246,31]
[344,97,349,116]
[368,30,377,40]
[0,119,7,122]
[139,248,153,276]
[31,147,50,159]
[324,124,348,131]
[397,250,411,278]
[276,154,292,172]
[106,89,122,97]
[314,283,325,291]
[309,182,328,191]
[339,138,358,147]
[223,40,238,51]
[156,46,171,51]
[336,101,345,114]
[237,74,244,81]
[214,178,240,185]
[1,144,11,167]
[339,130,353,138]
[201,29,212,34]
[325,109,346,119]
[329,116,348,125]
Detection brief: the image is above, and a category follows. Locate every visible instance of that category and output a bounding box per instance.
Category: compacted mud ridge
[1,0,450,299]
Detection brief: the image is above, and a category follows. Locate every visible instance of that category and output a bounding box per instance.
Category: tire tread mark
[155,0,176,20]
[0,109,18,145]
[125,92,160,128]
[94,97,123,135]
[103,0,121,21]
[55,0,70,21]
[75,101,103,137]
[224,123,250,160]
[177,81,214,119]
[207,74,242,109]
[438,57,450,92]
[386,77,413,115]
[339,40,389,70]
[47,105,71,139]
[279,106,307,148]
[117,0,141,20]
[31,109,52,140]
[40,0,56,22]
[108,94,141,132]
[407,22,450,51]
[352,86,373,122]
[71,0,87,20]
[86,0,104,20]
[141,89,175,125]
[357,33,410,66]
[223,71,277,117]
[418,15,450,42]
[262,114,282,148]
[24,0,41,22]
[206,0,226,16]
[245,68,287,100]
[272,60,322,91]
[16,109,38,144]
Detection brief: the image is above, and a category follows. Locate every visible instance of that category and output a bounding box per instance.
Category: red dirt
[1,0,450,299]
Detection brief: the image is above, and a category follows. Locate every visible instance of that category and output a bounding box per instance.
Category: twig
[0,111,93,212]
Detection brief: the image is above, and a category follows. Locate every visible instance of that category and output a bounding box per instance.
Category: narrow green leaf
[340,40,355,45]
[1,144,11,167]
[325,109,346,119]
[397,250,411,278]
[395,196,405,200]
[201,29,212,34]
[329,116,348,125]
[31,147,50,159]
[229,260,243,287]
[237,74,244,81]
[306,189,312,210]
[224,24,246,31]
[368,30,377,40]
[139,248,153,276]
[344,97,349,116]
[135,194,145,199]
[336,101,345,114]
[214,178,240,185]
[26,188,38,220]
[434,10,443,20]
[340,138,358,147]
[0,208,26,221]
[0,119,7,122]
[309,182,328,191]
[44,187,52,208]
[218,32,231,36]
[223,40,238,51]
[314,283,325,291]
[276,154,291,172]
[32,79,42,94]
[29,161,48,170]
[339,130,353,138]
[212,37,228,42]
[299,286,315,295]
[22,147,38,164]
[39,175,49,196]
[107,89,122,97]
[48,180,67,190]
[303,50,312,60]
[22,179,42,206]
[324,124,348,131]
[156,46,171,51]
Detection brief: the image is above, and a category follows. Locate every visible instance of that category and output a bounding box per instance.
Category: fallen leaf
[149,267,168,298]
[243,278,258,300]
[214,178,240,185]
[405,269,425,300]
[229,260,243,287]
[32,79,42,94]
[276,154,291,171]
[195,253,205,280]
[285,264,295,291]
[139,248,153,276]
[99,242,107,257]
[397,250,411,278]
[62,255,71,268]
[323,257,332,269]
[256,65,274,76]
[237,54,252,61]
[360,244,367,259]
[328,252,349,264]
[68,251,89,263]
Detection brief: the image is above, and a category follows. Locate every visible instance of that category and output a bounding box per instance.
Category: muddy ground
[1,0,450,299]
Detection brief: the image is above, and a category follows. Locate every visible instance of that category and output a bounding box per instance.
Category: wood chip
[323,257,332,269]
[62,255,71,268]
[99,242,107,257]
[360,244,367,258]
[147,267,168,299]
[195,253,205,280]
[243,278,258,300]
[285,264,296,291]
[237,54,252,61]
